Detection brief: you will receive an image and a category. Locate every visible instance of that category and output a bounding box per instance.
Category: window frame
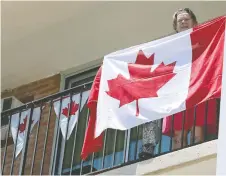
[50,60,133,175]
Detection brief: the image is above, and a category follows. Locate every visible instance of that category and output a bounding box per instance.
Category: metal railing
[1,81,220,175]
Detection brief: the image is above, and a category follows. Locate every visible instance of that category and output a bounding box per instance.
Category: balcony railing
[1,81,220,175]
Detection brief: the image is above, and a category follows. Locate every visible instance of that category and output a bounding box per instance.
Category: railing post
[31,103,43,175]
[124,129,131,163]
[49,97,63,175]
[19,104,34,175]
[1,113,12,175]
[40,100,53,175]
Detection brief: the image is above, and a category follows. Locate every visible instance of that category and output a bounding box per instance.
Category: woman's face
[176,12,195,32]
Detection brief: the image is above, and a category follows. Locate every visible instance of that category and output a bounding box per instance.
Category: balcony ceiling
[2,1,226,91]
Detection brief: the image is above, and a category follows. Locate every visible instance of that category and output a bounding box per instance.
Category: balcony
[2,1,226,175]
[1,79,220,175]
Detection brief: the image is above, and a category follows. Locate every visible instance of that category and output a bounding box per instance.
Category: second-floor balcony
[2,2,226,175]
[1,77,221,175]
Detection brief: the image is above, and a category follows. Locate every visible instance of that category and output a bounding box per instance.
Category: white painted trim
[216,19,226,175]
[100,140,217,175]
[60,58,103,91]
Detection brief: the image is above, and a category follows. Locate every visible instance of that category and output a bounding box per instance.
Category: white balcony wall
[99,140,217,175]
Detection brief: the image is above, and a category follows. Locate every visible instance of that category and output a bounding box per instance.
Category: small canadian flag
[10,107,41,157]
[53,90,90,140]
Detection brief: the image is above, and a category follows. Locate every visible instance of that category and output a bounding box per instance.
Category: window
[57,67,128,175]
[59,67,173,175]
[57,66,193,174]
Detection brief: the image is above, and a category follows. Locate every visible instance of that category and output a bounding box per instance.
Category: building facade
[1,1,226,175]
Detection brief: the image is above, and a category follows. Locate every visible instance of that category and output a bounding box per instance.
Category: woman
[162,8,218,150]
[139,8,197,159]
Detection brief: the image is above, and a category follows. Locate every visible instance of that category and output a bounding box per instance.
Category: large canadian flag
[11,107,41,157]
[81,16,226,159]
[53,90,90,140]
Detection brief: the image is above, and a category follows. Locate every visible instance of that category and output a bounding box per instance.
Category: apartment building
[1,1,226,175]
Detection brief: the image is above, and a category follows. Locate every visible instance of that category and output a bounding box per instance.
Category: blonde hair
[173,8,198,32]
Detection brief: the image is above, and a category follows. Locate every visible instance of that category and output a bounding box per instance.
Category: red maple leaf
[106,50,177,116]
[62,101,79,118]
[19,116,34,133]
